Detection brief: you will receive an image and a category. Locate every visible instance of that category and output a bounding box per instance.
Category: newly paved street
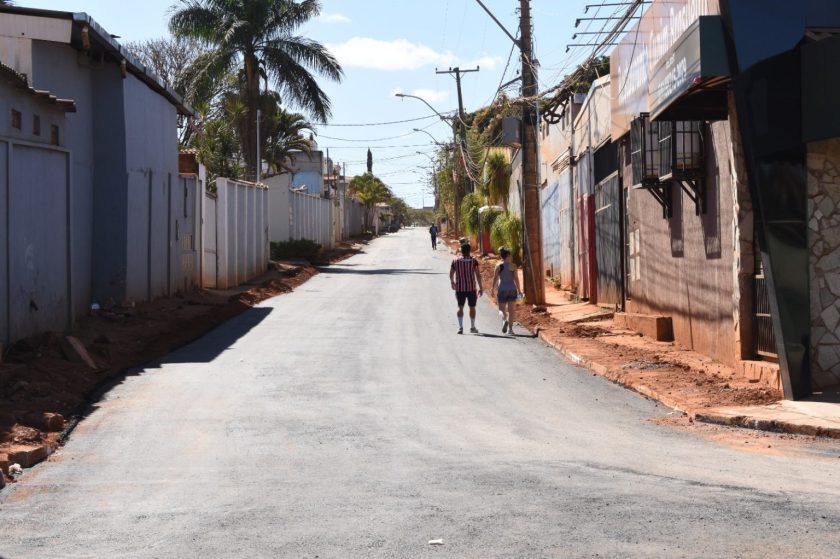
[2,229,840,558]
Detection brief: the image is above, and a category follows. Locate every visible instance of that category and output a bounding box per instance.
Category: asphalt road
[3,228,840,558]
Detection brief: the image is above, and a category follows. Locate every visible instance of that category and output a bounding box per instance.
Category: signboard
[611,0,722,139]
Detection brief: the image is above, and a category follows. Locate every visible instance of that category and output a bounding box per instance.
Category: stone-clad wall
[808,138,840,389]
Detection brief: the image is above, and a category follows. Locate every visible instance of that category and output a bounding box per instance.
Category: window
[628,229,641,282]
[32,114,41,136]
[11,109,21,130]
[50,125,59,146]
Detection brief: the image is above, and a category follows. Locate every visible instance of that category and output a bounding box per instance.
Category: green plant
[270,239,321,262]
[480,207,503,233]
[170,0,343,179]
[490,212,522,263]
[459,192,484,236]
[485,151,511,209]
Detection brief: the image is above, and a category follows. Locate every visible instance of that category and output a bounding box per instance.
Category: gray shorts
[498,289,518,303]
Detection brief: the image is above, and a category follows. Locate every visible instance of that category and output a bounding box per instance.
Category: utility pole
[519,0,545,305]
[436,66,479,234]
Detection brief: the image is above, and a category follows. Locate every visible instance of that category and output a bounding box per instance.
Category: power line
[315,114,440,127]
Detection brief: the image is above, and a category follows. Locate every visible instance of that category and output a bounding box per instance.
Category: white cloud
[326,37,456,71]
[318,12,351,23]
[411,89,449,103]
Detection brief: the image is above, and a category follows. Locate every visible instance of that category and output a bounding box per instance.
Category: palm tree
[170,0,343,180]
[349,173,392,232]
[263,109,314,175]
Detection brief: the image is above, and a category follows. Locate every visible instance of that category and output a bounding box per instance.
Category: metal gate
[754,250,778,359]
[594,172,623,308]
[176,175,199,293]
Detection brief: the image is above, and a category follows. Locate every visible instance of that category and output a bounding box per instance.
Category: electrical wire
[314,114,439,127]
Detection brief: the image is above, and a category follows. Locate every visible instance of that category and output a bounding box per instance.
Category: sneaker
[457,328,463,335]
[502,320,508,333]
[470,326,479,334]
[508,325,515,336]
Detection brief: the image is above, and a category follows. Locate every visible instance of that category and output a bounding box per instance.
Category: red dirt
[443,235,782,413]
[0,242,362,481]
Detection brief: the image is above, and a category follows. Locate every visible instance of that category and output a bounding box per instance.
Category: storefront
[609,0,840,399]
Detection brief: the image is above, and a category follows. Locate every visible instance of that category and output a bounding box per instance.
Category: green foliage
[490,212,522,263]
[349,173,392,231]
[409,208,435,226]
[170,0,343,178]
[194,118,243,182]
[270,239,321,262]
[388,197,409,226]
[480,207,503,232]
[485,151,511,208]
[459,192,484,236]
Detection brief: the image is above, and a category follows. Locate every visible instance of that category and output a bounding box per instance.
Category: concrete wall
[807,137,840,389]
[624,120,738,366]
[123,73,180,301]
[212,178,269,289]
[29,40,94,318]
[266,174,291,242]
[290,189,333,248]
[0,78,73,343]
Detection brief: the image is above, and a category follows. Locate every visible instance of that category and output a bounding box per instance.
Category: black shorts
[456,291,478,308]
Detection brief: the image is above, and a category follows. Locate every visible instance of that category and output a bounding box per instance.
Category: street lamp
[416,151,439,212]
[396,92,470,230]
[412,127,452,146]
[394,93,454,123]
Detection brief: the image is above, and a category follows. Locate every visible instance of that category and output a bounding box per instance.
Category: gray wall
[91,64,129,303]
[0,78,72,343]
[123,73,180,301]
[30,41,94,317]
[30,40,182,307]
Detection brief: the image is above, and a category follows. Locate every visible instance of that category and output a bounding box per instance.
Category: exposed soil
[443,235,782,415]
[0,241,363,481]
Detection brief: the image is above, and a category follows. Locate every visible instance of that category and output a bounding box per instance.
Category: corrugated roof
[0,62,76,112]
[0,5,193,116]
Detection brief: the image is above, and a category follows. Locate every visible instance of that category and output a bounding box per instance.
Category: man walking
[450,243,483,334]
[429,223,438,250]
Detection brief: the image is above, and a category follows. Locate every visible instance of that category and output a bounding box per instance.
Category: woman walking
[491,247,522,335]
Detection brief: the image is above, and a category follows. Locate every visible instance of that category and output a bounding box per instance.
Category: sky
[21,0,617,207]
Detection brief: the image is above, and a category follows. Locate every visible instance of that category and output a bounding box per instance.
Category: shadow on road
[316,267,444,276]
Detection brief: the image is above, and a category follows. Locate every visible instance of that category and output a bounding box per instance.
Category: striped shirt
[451,256,479,292]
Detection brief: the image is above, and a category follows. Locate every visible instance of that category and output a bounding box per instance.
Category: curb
[536,330,694,417]
[536,329,840,439]
[694,411,840,439]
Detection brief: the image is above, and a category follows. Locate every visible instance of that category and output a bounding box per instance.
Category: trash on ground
[8,463,23,477]
[428,539,444,545]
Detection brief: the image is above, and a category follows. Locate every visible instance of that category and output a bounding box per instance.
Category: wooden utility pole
[437,66,479,233]
[519,0,545,304]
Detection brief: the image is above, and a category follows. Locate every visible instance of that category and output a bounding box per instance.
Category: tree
[124,36,217,145]
[193,117,244,183]
[170,0,343,180]
[366,148,373,174]
[262,107,314,176]
[349,173,392,232]
[388,197,409,227]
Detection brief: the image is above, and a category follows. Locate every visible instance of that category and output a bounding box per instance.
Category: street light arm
[395,93,453,123]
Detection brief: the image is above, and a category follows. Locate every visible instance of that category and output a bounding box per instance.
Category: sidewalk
[445,235,840,440]
[535,286,840,438]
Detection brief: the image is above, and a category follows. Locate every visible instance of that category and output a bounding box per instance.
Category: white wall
[209,178,269,289]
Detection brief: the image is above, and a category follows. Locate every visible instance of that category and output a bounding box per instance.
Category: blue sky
[23,0,607,207]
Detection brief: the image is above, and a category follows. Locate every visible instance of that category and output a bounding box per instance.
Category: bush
[459,192,484,236]
[270,239,322,262]
[490,212,522,263]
